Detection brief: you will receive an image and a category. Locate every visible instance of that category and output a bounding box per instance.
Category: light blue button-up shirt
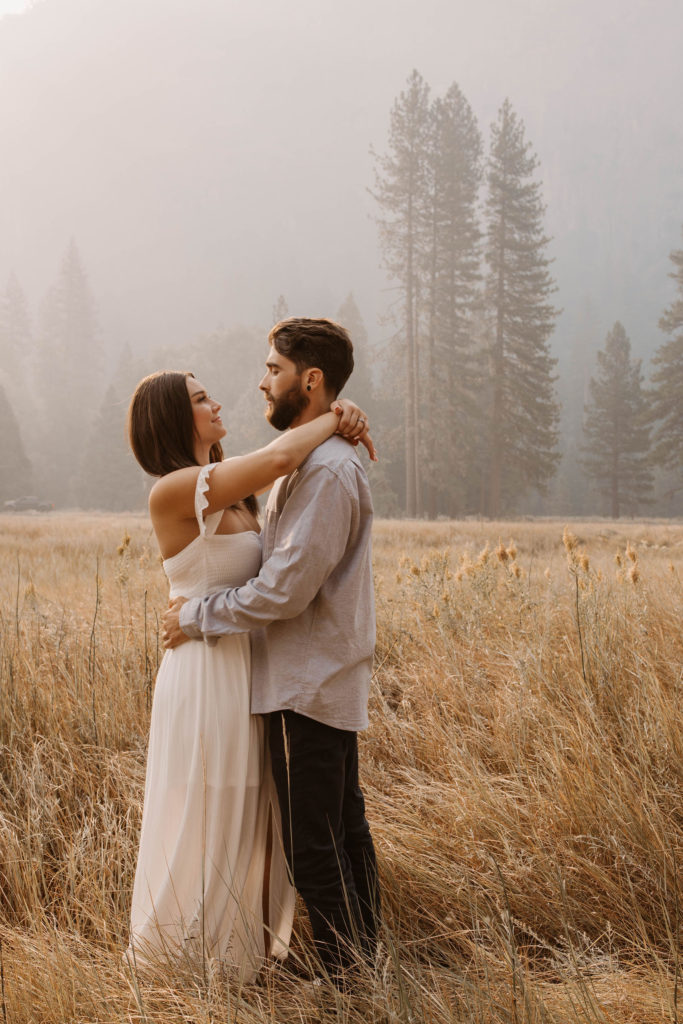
[179,436,375,731]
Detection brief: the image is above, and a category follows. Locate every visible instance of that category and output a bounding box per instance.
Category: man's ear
[304,367,324,392]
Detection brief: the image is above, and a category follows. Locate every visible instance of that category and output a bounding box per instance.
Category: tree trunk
[489,234,506,518]
[405,198,417,516]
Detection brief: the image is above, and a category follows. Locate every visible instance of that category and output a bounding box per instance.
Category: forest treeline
[1,71,682,519]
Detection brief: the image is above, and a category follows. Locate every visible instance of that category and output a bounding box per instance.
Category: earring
[306,384,311,391]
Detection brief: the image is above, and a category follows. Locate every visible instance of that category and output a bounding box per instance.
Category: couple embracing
[126,317,381,988]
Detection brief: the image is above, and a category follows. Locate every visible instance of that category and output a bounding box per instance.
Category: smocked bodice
[162,463,262,600]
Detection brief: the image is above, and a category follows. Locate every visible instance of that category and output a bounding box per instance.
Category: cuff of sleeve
[179,598,203,639]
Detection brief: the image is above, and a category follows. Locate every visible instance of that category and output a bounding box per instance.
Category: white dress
[129,464,294,978]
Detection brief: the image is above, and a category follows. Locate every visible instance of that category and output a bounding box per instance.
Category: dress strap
[194,463,222,538]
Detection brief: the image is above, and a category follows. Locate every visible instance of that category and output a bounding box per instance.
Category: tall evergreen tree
[271,294,289,324]
[552,296,599,515]
[0,384,32,501]
[335,294,375,414]
[35,240,102,504]
[650,234,683,473]
[423,82,483,516]
[483,99,560,516]
[372,69,431,516]
[78,383,147,510]
[334,293,399,515]
[0,274,32,391]
[581,321,653,517]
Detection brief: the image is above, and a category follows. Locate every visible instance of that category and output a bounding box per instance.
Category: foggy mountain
[1,0,682,363]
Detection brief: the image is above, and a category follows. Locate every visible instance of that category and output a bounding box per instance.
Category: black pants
[268,709,381,979]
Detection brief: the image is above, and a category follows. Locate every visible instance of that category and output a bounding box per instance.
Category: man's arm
[163,462,356,647]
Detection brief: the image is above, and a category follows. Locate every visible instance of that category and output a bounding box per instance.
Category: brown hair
[269,317,354,397]
[127,370,257,515]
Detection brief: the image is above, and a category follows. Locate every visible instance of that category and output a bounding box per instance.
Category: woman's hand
[331,399,378,462]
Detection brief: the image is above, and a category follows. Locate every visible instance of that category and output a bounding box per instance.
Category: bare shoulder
[149,466,200,519]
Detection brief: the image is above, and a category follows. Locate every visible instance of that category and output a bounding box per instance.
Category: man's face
[259,344,309,430]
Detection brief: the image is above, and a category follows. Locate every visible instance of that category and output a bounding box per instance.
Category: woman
[126,369,374,979]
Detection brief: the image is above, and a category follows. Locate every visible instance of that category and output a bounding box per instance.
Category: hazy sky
[0,0,30,15]
[0,0,681,364]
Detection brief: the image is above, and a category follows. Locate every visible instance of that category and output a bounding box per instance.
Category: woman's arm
[150,406,375,524]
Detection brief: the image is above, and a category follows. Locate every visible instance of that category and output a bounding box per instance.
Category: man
[162,317,380,984]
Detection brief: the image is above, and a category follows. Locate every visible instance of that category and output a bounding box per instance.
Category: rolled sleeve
[179,464,355,639]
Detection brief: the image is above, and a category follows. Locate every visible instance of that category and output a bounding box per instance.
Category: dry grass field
[0,512,681,1023]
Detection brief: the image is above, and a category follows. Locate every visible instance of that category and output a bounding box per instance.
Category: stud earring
[306,385,311,391]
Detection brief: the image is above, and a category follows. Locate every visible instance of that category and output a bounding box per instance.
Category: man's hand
[162,596,191,649]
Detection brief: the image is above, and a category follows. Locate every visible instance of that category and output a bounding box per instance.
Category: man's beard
[265,384,310,431]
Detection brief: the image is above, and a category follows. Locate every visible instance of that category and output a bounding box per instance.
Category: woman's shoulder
[149,465,201,518]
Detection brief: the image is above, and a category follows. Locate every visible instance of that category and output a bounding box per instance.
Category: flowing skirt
[129,633,294,979]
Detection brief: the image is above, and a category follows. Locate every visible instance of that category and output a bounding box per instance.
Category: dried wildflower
[563,527,578,553]
[477,543,490,566]
[512,563,522,579]
[411,564,420,576]
[507,540,517,560]
[629,565,640,585]
[580,553,590,573]
[626,542,637,563]
[496,540,509,563]
[117,531,131,557]
[615,552,622,567]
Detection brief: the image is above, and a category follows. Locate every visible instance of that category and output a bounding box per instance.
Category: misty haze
[1,0,682,517]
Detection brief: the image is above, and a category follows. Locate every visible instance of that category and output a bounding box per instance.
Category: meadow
[0,512,681,1023]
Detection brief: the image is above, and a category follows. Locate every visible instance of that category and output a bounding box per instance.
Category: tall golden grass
[0,513,681,1022]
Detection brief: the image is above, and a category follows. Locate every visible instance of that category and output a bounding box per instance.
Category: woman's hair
[127,370,257,516]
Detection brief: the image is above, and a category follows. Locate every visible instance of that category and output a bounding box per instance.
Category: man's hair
[269,317,354,398]
[127,370,224,477]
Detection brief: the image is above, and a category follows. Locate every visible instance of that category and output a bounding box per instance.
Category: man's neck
[290,395,332,429]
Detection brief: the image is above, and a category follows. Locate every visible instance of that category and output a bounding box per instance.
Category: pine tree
[552,297,599,515]
[0,384,32,502]
[0,274,32,391]
[650,235,683,473]
[335,294,375,414]
[78,383,147,510]
[334,293,399,514]
[423,82,483,516]
[483,99,560,516]
[581,321,653,517]
[372,69,431,516]
[272,295,289,324]
[35,240,102,504]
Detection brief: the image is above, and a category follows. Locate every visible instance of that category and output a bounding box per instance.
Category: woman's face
[186,376,226,451]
